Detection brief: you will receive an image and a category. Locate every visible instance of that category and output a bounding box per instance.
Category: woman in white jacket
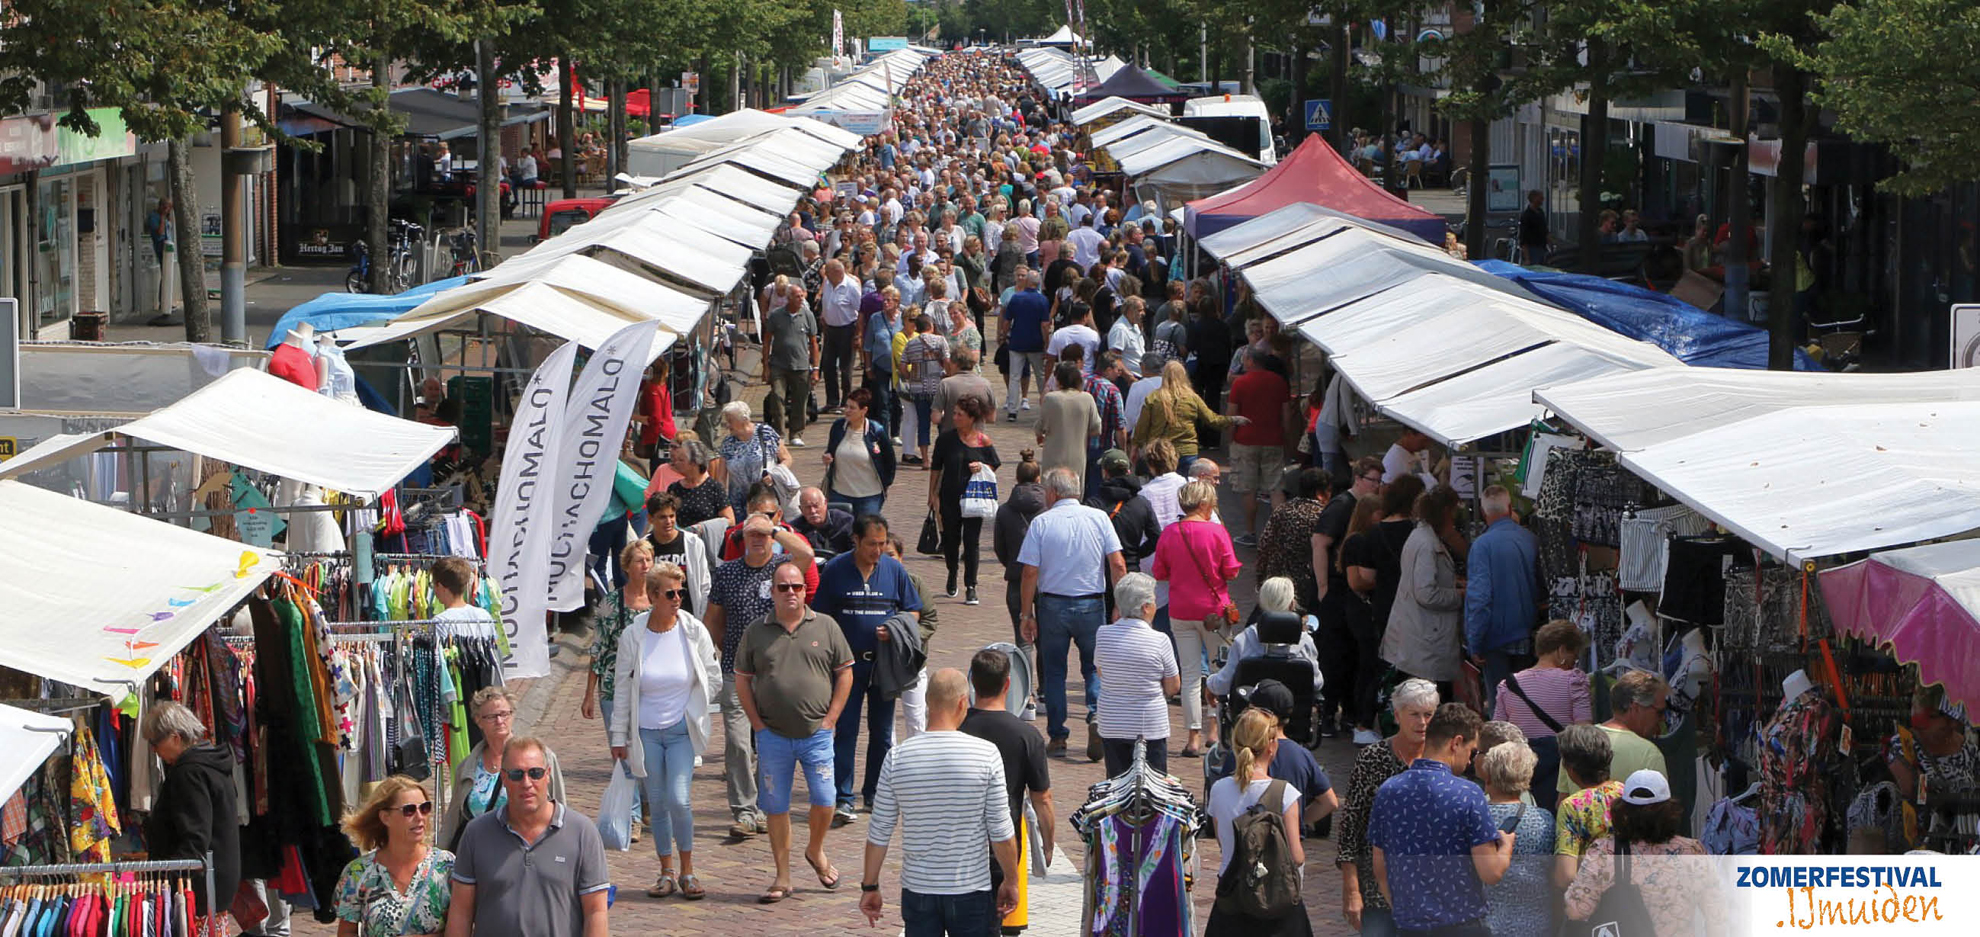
[610,561,722,901]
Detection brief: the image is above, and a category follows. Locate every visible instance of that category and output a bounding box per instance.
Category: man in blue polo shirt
[1368,703,1516,937]
[811,514,921,827]
[1000,269,1051,419]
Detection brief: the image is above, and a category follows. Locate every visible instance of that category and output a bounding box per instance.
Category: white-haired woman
[1149,479,1239,757]
[1093,572,1180,776]
[441,687,566,849]
[712,400,790,517]
[142,701,240,924]
[1480,739,1556,937]
[1206,576,1325,699]
[610,562,722,900]
[666,438,732,529]
[1333,677,1440,934]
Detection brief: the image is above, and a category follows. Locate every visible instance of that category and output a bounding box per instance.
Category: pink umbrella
[1820,539,1980,713]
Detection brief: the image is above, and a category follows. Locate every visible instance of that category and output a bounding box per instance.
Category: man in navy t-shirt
[1000,269,1052,418]
[1215,681,1339,833]
[811,514,922,824]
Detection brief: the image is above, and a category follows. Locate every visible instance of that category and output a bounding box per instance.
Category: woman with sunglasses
[333,776,453,937]
[611,561,722,900]
[440,687,566,850]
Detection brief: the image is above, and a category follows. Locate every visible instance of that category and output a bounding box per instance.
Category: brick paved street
[300,350,1360,937]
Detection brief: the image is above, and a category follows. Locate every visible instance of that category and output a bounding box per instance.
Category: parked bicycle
[345,220,423,293]
[446,228,480,278]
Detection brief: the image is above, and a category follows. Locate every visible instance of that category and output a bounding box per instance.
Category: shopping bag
[961,465,999,519]
[598,760,637,851]
[917,510,943,555]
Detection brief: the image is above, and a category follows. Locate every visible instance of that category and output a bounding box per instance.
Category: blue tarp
[263,277,469,349]
[669,114,715,128]
[1474,261,1822,371]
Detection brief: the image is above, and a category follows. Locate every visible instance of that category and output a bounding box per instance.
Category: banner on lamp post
[545,320,661,611]
[833,9,844,58]
[492,341,579,679]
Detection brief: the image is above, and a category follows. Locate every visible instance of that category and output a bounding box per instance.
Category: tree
[1786,0,1980,195]
[1431,0,1547,257]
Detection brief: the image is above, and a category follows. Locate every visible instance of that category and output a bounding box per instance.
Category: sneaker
[1006,409,1019,421]
[832,805,857,828]
[789,437,808,448]
[1233,533,1259,548]
[965,587,980,605]
[946,571,959,597]
[1352,727,1381,746]
[728,816,760,838]
[1021,399,1032,411]
[1020,701,1037,721]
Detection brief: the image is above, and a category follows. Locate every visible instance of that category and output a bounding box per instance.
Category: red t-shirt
[638,378,676,447]
[1228,369,1291,446]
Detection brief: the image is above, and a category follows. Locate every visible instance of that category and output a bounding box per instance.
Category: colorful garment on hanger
[66,724,121,862]
[1759,692,1841,854]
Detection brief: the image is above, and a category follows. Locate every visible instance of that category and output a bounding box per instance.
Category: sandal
[758,884,792,904]
[679,874,706,900]
[646,874,677,899]
[806,855,842,889]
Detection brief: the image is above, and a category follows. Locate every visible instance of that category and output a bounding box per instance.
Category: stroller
[1202,610,1322,793]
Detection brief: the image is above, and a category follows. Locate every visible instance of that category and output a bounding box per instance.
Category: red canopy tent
[1183,134,1446,244]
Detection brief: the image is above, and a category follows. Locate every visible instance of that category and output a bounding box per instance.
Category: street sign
[681,71,700,94]
[0,298,16,410]
[1303,99,1332,132]
[1953,304,1980,368]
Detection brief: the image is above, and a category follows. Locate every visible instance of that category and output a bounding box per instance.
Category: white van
[1182,94,1276,165]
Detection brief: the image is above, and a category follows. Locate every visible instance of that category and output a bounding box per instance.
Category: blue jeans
[1360,907,1399,937]
[835,659,895,808]
[910,392,937,448]
[755,727,836,814]
[830,490,886,522]
[902,889,998,937]
[866,367,898,435]
[1176,453,1198,478]
[599,698,642,827]
[1481,649,1519,719]
[637,721,694,858]
[1036,593,1103,740]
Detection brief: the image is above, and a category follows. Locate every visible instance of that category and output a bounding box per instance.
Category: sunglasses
[504,767,549,782]
[656,588,685,600]
[774,583,807,593]
[392,801,435,818]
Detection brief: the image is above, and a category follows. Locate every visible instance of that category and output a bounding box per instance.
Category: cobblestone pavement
[300,352,1361,937]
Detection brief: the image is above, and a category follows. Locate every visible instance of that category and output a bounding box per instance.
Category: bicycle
[1490,220,1529,264]
[446,228,480,277]
[345,220,422,293]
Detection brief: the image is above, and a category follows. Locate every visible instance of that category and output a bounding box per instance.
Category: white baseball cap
[1621,769,1672,805]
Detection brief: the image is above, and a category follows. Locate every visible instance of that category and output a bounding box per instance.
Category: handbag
[917,510,943,555]
[1179,522,1241,632]
[994,343,1011,376]
[961,463,999,519]
[758,427,800,514]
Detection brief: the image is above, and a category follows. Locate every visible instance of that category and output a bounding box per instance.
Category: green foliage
[1776,0,1980,194]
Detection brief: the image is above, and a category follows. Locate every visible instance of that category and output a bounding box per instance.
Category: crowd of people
[112,48,1748,937]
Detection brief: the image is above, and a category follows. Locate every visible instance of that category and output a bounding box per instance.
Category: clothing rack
[0,854,215,933]
[0,698,105,717]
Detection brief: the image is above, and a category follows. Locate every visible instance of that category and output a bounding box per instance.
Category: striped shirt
[866,731,1014,895]
[1094,618,1178,741]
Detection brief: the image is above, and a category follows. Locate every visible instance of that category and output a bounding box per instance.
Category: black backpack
[1214,779,1302,919]
[1577,840,1655,937]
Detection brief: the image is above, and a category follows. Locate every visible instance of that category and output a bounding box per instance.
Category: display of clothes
[1722,567,1835,652]
[1657,536,1751,626]
[1617,504,1714,592]
[0,872,207,937]
[1071,747,1206,937]
[365,564,501,625]
[1758,690,1844,855]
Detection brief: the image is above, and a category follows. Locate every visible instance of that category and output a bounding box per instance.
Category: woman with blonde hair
[610,561,722,900]
[1205,708,1310,936]
[333,776,455,937]
[583,538,655,836]
[440,687,566,849]
[1132,359,1242,477]
[1150,480,1240,757]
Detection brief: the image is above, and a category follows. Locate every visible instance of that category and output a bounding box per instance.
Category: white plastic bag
[597,760,637,851]
[961,465,999,519]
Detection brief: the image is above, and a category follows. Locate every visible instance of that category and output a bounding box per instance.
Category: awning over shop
[0,704,71,803]
[1534,368,1980,561]
[0,369,458,497]
[1072,97,1170,126]
[339,255,702,353]
[0,480,279,693]
[283,89,548,140]
[1822,540,1980,715]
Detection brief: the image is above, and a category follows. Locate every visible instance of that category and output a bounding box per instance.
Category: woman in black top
[928,395,1001,605]
[1341,474,1427,738]
[666,438,732,529]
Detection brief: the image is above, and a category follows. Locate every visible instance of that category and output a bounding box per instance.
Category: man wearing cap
[1084,448,1160,573]
[1368,703,1515,937]
[1211,681,1338,833]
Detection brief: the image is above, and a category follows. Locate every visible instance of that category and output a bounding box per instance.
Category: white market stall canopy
[1072,96,1169,126]
[792,48,931,115]
[17,342,268,416]
[0,704,72,803]
[628,114,861,178]
[0,369,458,497]
[1199,203,1681,445]
[0,479,279,693]
[1534,368,1980,562]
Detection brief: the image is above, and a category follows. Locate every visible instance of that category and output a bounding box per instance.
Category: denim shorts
[755,726,835,813]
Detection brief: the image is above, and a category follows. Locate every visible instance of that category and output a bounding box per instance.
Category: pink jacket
[1150,519,1240,621]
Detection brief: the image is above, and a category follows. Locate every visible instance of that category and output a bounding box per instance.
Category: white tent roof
[503,211,754,294]
[0,369,457,497]
[1095,55,1127,81]
[620,163,801,216]
[1534,368,1980,561]
[0,479,279,693]
[0,703,71,803]
[1119,137,1263,182]
[1196,204,1681,445]
[1038,24,1086,46]
[629,109,860,158]
[340,255,702,354]
[1072,96,1169,126]
[1091,114,1189,149]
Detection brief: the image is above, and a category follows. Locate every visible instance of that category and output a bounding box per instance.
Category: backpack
[1578,840,1656,937]
[1214,779,1302,919]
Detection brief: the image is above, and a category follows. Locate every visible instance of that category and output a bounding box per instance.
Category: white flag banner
[545,320,660,611]
[832,9,844,58]
[492,341,579,679]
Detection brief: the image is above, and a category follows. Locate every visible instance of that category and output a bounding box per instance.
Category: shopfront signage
[55,108,138,167]
[0,438,17,460]
[1953,304,1980,369]
[0,114,60,175]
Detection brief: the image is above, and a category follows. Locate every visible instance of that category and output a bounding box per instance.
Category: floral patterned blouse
[1334,737,1410,911]
[587,588,647,705]
[1564,836,1726,937]
[1556,780,1623,857]
[333,848,455,937]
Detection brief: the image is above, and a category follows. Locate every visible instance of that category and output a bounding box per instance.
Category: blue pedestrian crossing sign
[1303,99,1333,132]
